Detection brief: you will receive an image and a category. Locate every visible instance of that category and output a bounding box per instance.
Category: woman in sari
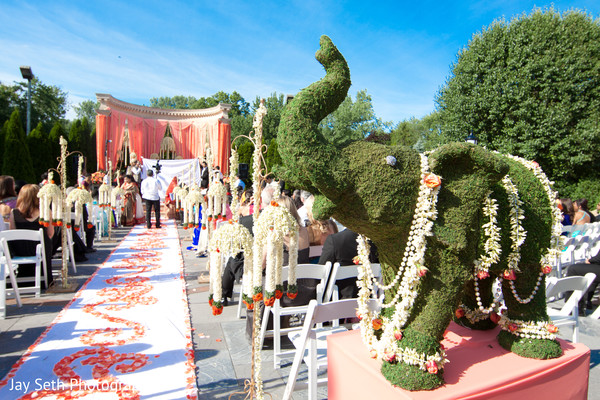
[165,176,178,219]
[121,175,141,226]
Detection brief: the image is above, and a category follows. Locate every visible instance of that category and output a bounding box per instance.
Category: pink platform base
[327,322,590,400]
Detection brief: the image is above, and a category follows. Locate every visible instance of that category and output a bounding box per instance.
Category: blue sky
[1,1,599,124]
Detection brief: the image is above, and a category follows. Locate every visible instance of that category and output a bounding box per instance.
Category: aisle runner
[0,221,198,400]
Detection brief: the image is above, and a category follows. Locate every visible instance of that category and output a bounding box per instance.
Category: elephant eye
[385,155,397,166]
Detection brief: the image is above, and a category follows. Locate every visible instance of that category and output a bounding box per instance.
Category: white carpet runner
[0,221,198,400]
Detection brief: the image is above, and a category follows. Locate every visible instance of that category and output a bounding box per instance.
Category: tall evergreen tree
[48,121,65,166]
[28,122,53,182]
[2,110,35,183]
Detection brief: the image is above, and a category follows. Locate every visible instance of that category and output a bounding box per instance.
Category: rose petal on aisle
[0,221,198,400]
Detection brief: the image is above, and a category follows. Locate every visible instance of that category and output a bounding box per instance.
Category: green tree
[2,110,35,183]
[265,138,283,177]
[74,100,99,130]
[319,89,392,147]
[436,8,600,190]
[28,122,53,181]
[88,128,97,172]
[8,78,68,132]
[48,121,66,167]
[251,93,285,144]
[390,118,421,148]
[149,95,197,109]
[68,119,83,152]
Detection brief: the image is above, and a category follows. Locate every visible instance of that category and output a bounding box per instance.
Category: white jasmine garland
[229,149,240,220]
[99,184,111,208]
[66,188,92,229]
[355,153,445,366]
[502,175,526,273]
[207,180,227,218]
[474,192,502,277]
[252,203,298,299]
[498,315,558,340]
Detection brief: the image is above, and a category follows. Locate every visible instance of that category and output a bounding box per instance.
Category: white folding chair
[282,298,379,400]
[52,228,78,274]
[259,262,332,369]
[324,263,382,304]
[0,228,48,297]
[545,272,596,342]
[0,239,23,318]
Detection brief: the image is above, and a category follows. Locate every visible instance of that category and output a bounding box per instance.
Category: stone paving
[0,223,599,399]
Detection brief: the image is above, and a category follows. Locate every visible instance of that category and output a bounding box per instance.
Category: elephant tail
[278,35,351,190]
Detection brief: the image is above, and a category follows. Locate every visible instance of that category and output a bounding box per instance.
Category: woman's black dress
[9,209,53,288]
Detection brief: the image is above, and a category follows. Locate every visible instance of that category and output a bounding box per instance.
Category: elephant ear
[429,143,509,251]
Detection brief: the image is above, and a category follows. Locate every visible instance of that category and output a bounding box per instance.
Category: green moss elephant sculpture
[277,36,563,391]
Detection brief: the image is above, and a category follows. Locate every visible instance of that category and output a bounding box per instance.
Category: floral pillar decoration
[38,172,62,227]
[207,222,253,315]
[229,149,240,221]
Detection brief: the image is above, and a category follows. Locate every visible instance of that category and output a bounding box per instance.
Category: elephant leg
[381,253,471,391]
[497,266,562,359]
[454,275,499,330]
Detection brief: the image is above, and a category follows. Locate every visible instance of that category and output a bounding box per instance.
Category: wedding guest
[200,161,209,189]
[165,176,179,219]
[567,248,600,314]
[560,198,574,226]
[0,175,18,222]
[573,198,594,225]
[121,175,141,226]
[319,228,379,299]
[141,169,162,229]
[8,184,54,288]
[292,189,303,210]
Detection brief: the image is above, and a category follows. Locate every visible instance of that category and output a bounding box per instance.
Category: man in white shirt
[141,169,163,229]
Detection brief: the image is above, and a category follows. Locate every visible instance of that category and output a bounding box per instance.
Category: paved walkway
[0,224,599,399]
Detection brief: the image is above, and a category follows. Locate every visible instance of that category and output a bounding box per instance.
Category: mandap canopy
[95,94,232,174]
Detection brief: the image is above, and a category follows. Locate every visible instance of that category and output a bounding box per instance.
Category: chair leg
[308,335,318,400]
[273,301,281,369]
[6,263,21,307]
[34,261,41,298]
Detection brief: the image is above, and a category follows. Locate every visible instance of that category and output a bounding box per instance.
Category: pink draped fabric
[96,108,230,173]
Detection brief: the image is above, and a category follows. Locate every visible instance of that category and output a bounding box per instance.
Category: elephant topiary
[277,35,564,391]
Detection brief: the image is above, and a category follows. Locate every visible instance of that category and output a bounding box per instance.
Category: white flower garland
[207,180,228,220]
[99,183,111,208]
[252,202,298,302]
[498,315,558,340]
[473,193,501,278]
[185,184,205,228]
[502,175,526,274]
[355,153,445,369]
[229,149,240,220]
[66,188,92,230]
[38,175,62,224]
[208,221,253,308]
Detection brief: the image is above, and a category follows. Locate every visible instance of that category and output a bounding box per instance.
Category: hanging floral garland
[207,180,228,223]
[207,221,253,314]
[251,201,299,306]
[66,188,92,231]
[185,184,205,230]
[99,183,111,208]
[229,149,240,221]
[111,186,125,218]
[38,173,63,227]
[355,153,446,371]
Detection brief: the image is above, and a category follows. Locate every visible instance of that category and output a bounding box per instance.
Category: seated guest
[574,198,594,225]
[297,191,312,227]
[560,198,574,226]
[319,228,379,299]
[0,175,18,223]
[567,248,600,314]
[292,189,303,210]
[8,184,55,288]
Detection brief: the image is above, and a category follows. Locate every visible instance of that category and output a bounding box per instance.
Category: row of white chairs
[0,228,78,319]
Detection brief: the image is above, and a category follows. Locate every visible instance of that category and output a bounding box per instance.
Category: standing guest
[141,169,162,229]
[126,154,142,186]
[573,198,594,225]
[214,166,224,183]
[165,176,179,219]
[8,184,55,288]
[121,175,141,226]
[297,191,312,227]
[233,174,246,191]
[0,175,18,222]
[200,161,209,189]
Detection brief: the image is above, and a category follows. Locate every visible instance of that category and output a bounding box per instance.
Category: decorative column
[218,118,231,175]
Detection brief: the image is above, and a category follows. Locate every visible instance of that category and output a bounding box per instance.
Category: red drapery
[96,109,231,173]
